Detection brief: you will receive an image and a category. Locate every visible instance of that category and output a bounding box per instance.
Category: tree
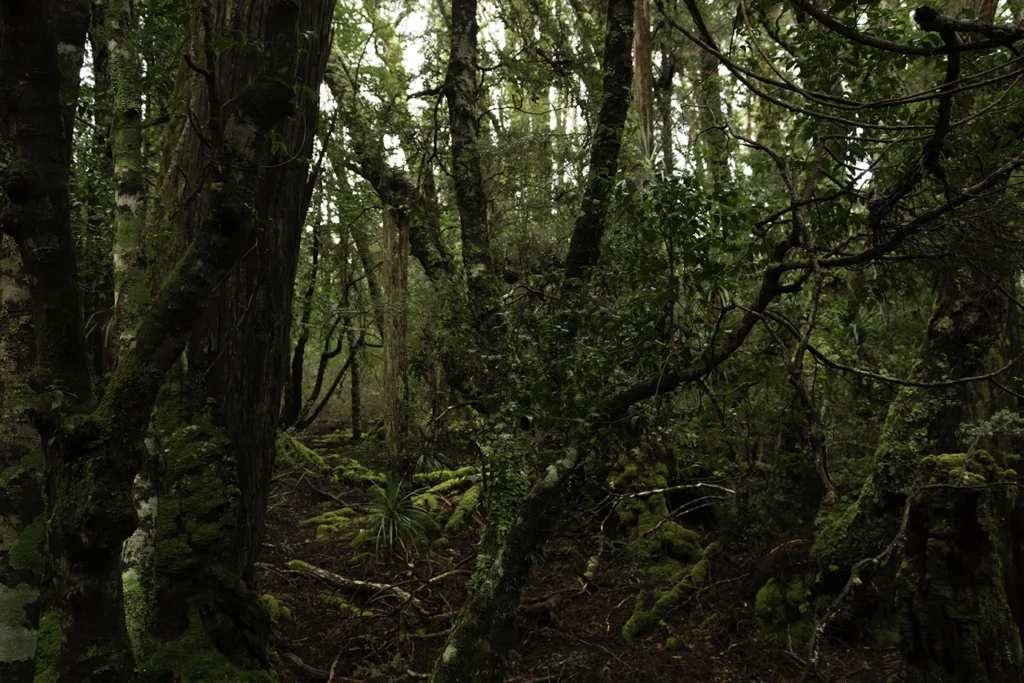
[0,0,325,677]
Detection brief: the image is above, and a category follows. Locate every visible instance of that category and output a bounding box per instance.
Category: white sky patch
[385,134,406,167]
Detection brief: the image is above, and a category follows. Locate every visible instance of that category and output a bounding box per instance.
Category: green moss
[276,432,328,472]
[754,577,811,648]
[623,543,718,642]
[123,566,154,661]
[7,512,45,574]
[445,482,483,533]
[893,450,1024,682]
[414,466,478,486]
[318,593,374,618]
[331,457,386,487]
[33,611,59,683]
[300,507,361,539]
[260,594,292,624]
[139,606,276,682]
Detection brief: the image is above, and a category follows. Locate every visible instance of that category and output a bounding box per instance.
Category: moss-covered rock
[754,576,811,649]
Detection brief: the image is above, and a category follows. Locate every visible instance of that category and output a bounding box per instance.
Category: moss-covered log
[431,449,581,683]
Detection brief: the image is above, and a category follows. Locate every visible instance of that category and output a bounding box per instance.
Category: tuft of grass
[367,479,438,559]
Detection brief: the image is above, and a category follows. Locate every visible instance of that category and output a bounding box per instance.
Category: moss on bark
[893,452,1024,683]
[141,408,274,680]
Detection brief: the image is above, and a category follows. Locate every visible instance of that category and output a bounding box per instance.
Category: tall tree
[0,0,312,676]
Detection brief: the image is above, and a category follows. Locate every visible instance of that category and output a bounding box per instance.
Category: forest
[4,0,1024,681]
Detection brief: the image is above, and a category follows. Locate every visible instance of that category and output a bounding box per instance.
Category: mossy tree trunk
[1,0,306,677]
[445,0,499,336]
[381,208,410,476]
[0,243,45,683]
[140,0,334,677]
[814,266,1010,569]
[895,452,1024,683]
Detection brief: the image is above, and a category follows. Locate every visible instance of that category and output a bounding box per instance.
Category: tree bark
[696,49,729,186]
[446,0,499,332]
[633,0,654,157]
[2,0,307,677]
[561,0,635,286]
[0,242,44,683]
[282,222,322,427]
[381,208,410,476]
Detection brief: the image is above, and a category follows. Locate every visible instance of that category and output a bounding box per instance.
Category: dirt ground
[257,441,897,683]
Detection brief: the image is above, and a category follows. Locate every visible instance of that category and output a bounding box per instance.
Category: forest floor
[256,435,898,683]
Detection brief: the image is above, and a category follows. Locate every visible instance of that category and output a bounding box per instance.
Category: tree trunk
[2,0,308,677]
[0,243,44,683]
[816,267,1010,566]
[381,209,410,476]
[139,0,334,677]
[103,0,149,354]
[633,0,654,157]
[446,0,499,334]
[656,48,675,175]
[282,222,322,427]
[431,0,635,679]
[350,319,362,442]
[696,49,729,186]
[895,452,1024,683]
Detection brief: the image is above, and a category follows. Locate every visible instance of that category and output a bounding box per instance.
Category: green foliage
[366,479,438,559]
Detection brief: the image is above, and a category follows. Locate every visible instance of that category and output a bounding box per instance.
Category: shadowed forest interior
[6,0,1024,681]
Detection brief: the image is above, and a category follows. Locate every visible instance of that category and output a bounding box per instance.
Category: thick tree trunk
[139,0,334,677]
[816,267,1009,564]
[0,243,44,683]
[446,0,499,334]
[895,452,1024,683]
[3,0,307,677]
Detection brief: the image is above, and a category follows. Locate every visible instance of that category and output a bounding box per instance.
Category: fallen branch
[283,560,428,614]
[282,653,365,683]
[615,482,736,498]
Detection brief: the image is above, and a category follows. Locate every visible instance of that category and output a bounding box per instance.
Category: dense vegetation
[5,0,1024,680]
